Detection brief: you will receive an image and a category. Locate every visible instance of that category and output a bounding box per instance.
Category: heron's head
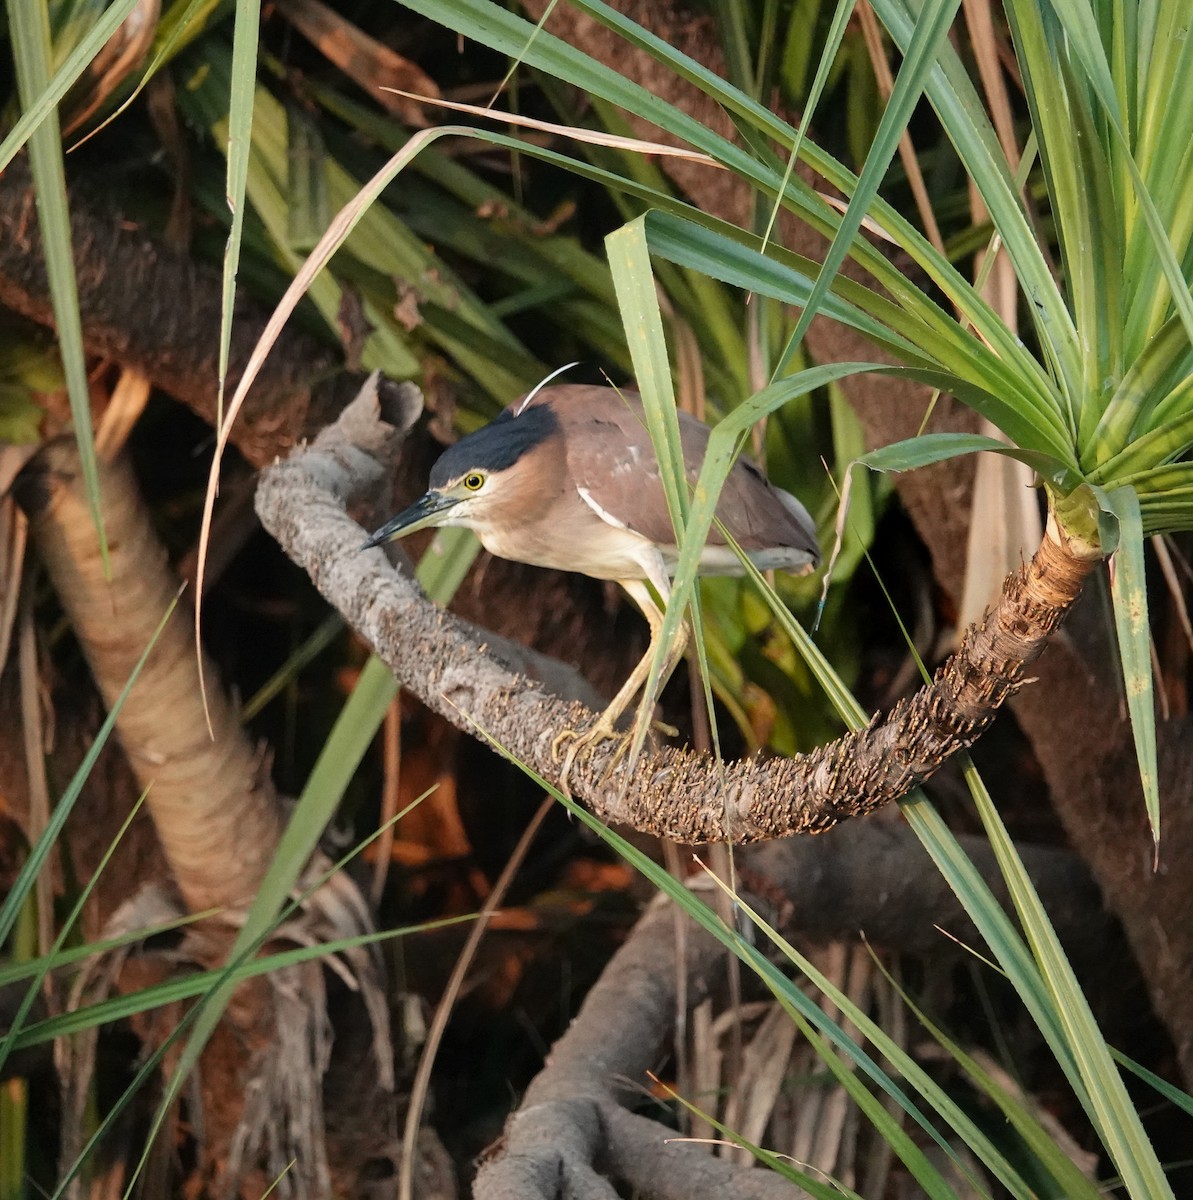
[361,400,560,548]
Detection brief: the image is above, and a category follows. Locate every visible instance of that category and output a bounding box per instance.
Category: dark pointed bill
[360,490,461,550]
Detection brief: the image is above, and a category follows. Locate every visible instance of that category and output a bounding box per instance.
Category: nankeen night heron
[363,382,820,784]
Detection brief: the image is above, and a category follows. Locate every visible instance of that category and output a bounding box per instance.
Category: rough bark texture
[256,381,1099,844]
[475,889,808,1200]
[0,157,348,468]
[14,439,283,913]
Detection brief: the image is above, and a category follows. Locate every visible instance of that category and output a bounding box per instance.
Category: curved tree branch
[256,380,1102,843]
[475,888,808,1200]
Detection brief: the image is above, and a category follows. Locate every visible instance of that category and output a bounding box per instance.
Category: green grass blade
[0,0,140,172]
[1111,1048,1193,1119]
[240,611,344,722]
[0,914,207,989]
[6,0,108,565]
[758,0,860,255]
[216,0,263,426]
[858,432,1079,493]
[15,916,470,1051]
[605,217,692,765]
[772,0,964,379]
[610,222,882,762]
[0,787,156,1078]
[0,599,177,948]
[607,219,688,519]
[662,1081,862,1198]
[771,998,966,1199]
[961,760,1173,1198]
[872,960,1105,1199]
[1099,486,1159,845]
[899,793,1090,1097]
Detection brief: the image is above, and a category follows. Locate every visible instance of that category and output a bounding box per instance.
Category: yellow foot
[550,719,629,796]
[550,714,674,795]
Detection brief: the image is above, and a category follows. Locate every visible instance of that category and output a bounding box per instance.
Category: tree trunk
[16,439,282,913]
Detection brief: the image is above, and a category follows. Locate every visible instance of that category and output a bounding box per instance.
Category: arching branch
[255,380,1102,842]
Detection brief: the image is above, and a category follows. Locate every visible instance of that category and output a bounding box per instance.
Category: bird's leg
[552,579,684,793]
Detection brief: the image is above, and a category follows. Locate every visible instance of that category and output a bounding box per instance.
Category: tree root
[472,826,1113,1200]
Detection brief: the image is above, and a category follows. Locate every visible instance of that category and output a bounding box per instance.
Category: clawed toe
[551,719,626,795]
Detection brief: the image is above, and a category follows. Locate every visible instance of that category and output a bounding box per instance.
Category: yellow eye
[463,472,485,491]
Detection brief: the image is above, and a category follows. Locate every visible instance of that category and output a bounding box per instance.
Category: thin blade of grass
[216,0,263,430]
[858,432,1080,493]
[660,1078,864,1198]
[6,0,108,567]
[17,915,471,1051]
[759,0,860,255]
[772,0,965,380]
[1099,486,1159,846]
[1111,1048,1193,1119]
[605,218,693,765]
[0,0,140,171]
[868,954,1104,1198]
[0,787,156,1078]
[699,871,1050,1198]
[0,598,177,948]
[960,758,1173,1198]
[0,914,210,989]
[240,611,344,722]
